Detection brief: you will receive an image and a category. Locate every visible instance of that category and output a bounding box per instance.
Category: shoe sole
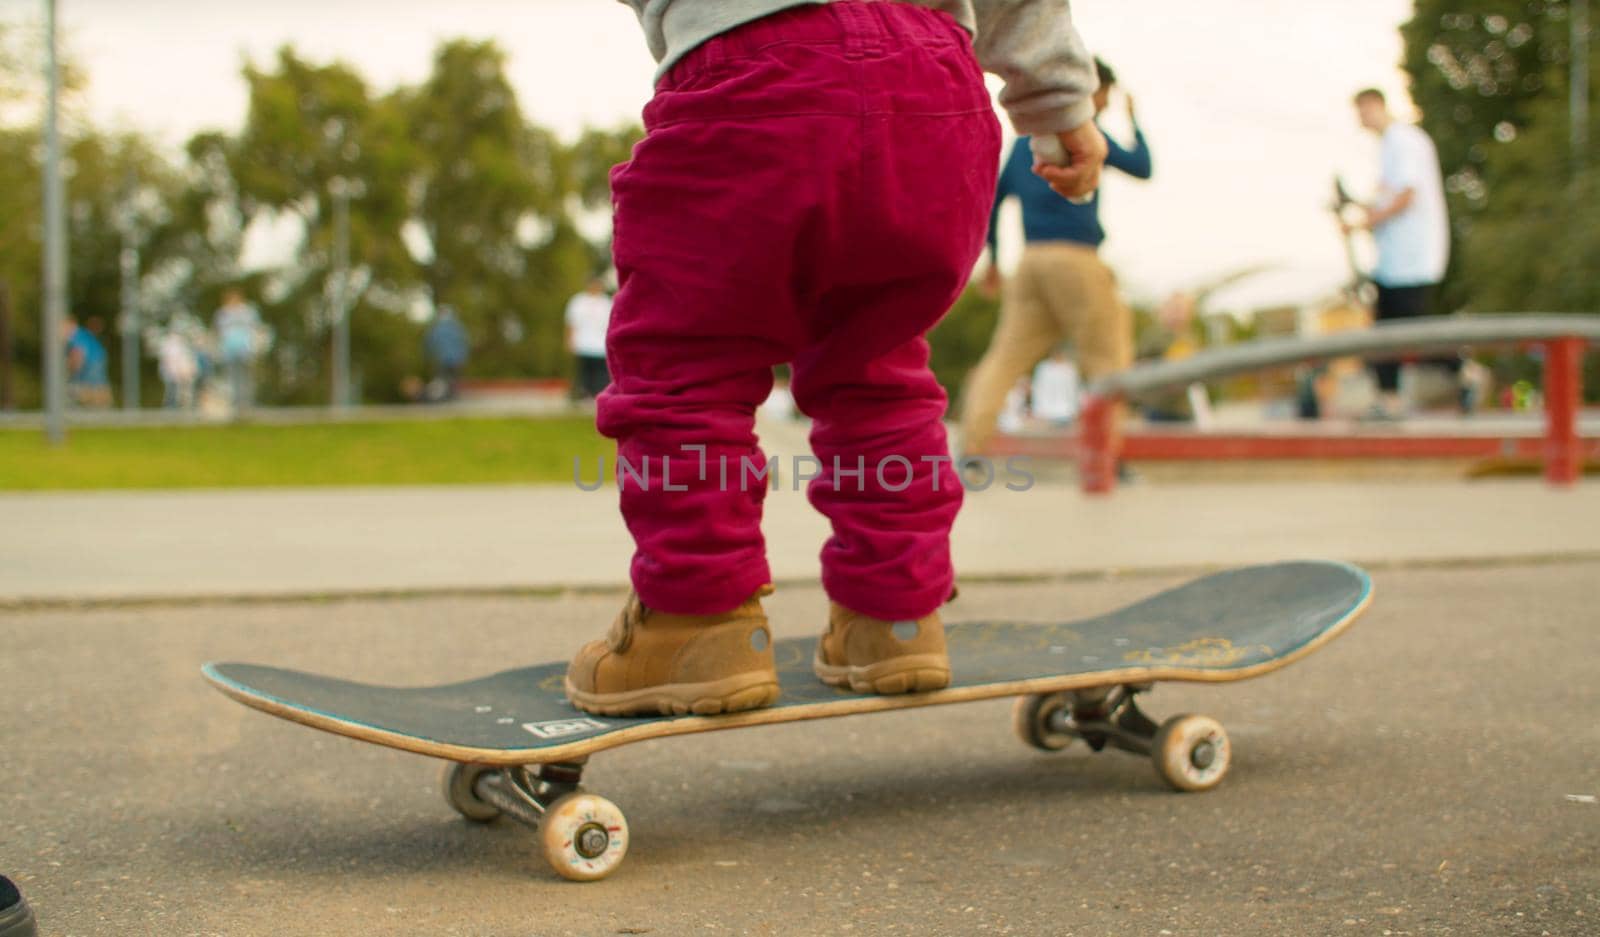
[564,672,780,717]
[812,651,951,695]
[0,899,36,937]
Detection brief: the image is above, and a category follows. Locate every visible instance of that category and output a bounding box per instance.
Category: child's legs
[789,3,1001,621]
[599,206,795,613]
[598,64,833,615]
[793,334,963,621]
[602,0,996,620]
[599,315,782,615]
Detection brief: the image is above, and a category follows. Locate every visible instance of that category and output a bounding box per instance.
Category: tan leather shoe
[565,587,780,716]
[813,602,951,694]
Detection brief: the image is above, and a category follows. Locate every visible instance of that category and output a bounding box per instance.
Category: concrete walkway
[4,478,1598,603]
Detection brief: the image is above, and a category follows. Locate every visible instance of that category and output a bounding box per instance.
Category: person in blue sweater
[62,315,112,409]
[960,58,1151,458]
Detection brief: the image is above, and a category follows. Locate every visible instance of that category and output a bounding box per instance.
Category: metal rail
[1077,315,1599,493]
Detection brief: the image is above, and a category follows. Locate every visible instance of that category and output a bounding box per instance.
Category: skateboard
[203,560,1371,881]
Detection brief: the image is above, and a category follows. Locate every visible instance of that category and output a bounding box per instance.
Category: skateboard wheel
[1012,693,1076,752]
[539,792,629,882]
[442,763,502,823]
[1152,714,1230,792]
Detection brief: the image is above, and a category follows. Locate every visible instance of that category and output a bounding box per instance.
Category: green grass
[0,417,614,490]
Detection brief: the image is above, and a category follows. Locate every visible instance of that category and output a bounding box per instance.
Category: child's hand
[1031,122,1107,201]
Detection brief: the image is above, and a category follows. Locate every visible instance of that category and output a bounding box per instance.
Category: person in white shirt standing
[565,278,614,400]
[1344,87,1462,417]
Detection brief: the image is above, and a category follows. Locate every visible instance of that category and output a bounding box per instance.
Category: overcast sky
[2,0,1419,309]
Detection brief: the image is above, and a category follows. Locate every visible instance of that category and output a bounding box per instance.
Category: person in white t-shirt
[565,278,613,400]
[1344,88,1463,416]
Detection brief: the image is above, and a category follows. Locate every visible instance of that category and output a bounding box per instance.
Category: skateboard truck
[1012,684,1232,792]
[1056,684,1160,755]
[443,759,631,882]
[467,761,583,825]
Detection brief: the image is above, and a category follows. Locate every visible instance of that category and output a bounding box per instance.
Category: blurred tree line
[0,25,640,406]
[5,7,1592,412]
[1403,0,1596,314]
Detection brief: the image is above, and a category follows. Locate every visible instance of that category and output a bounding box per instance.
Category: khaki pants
[960,243,1133,455]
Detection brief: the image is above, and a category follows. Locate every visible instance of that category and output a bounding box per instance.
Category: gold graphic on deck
[1124,637,1272,668]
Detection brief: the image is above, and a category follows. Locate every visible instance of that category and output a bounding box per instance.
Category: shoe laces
[607,591,648,653]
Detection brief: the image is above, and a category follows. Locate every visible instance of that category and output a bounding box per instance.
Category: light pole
[41,0,67,443]
[119,179,141,411]
[329,177,351,409]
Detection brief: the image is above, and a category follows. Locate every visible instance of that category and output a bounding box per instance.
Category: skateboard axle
[575,824,611,859]
[471,762,588,829]
[1044,685,1160,756]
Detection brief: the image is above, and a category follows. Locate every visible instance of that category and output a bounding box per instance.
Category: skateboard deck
[204,560,1370,880]
[206,560,1368,764]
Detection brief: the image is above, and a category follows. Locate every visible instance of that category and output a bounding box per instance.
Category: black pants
[575,355,611,399]
[1373,282,1458,392]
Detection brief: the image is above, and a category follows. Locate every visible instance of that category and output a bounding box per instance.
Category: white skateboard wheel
[1152,714,1231,792]
[539,792,629,882]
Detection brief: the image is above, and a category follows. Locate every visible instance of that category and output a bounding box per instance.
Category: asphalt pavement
[3,563,1597,936]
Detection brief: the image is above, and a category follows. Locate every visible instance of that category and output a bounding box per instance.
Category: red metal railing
[1067,317,1600,494]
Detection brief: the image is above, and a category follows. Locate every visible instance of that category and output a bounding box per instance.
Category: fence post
[1543,337,1584,487]
[1079,395,1117,494]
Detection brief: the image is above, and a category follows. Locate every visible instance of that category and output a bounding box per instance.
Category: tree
[1402,0,1598,314]
[0,121,42,407]
[61,132,191,402]
[179,42,644,402]
[0,20,182,408]
[400,39,577,380]
[3,32,645,407]
[205,46,424,403]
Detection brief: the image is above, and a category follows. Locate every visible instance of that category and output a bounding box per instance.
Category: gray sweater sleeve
[618,1,1099,134]
[968,0,1099,136]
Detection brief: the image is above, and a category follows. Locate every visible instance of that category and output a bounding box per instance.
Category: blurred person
[960,57,1150,459]
[424,305,470,402]
[62,315,112,409]
[213,289,263,412]
[1343,87,1459,418]
[564,0,1105,717]
[564,279,612,401]
[157,329,198,410]
[1030,346,1081,425]
[997,376,1029,433]
[0,874,36,937]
